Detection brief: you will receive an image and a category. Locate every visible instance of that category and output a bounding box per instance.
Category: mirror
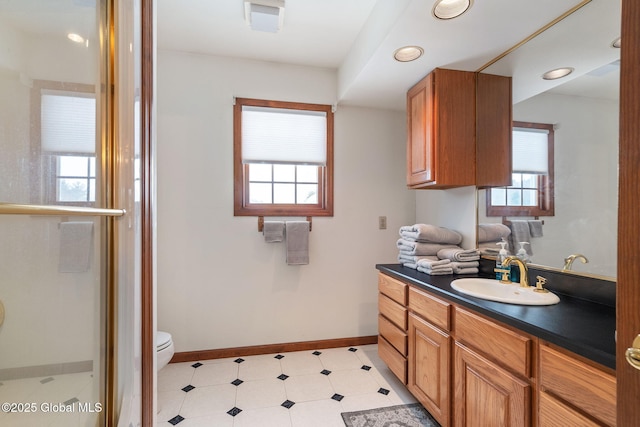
[477,0,620,279]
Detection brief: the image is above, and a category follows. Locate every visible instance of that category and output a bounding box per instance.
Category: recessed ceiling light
[393,46,424,62]
[67,33,85,43]
[432,0,473,20]
[542,67,574,80]
[612,37,621,48]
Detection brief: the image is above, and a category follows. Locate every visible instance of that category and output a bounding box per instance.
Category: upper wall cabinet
[406,68,511,189]
[476,73,513,188]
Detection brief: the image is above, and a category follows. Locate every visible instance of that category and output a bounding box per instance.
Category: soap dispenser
[511,242,530,283]
[495,239,509,280]
[517,242,530,262]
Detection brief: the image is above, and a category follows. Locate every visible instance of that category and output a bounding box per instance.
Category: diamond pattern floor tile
[156,345,419,426]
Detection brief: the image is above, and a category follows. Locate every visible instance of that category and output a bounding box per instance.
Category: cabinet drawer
[378,335,407,384]
[539,345,616,427]
[379,314,407,355]
[455,307,532,377]
[408,286,451,332]
[378,273,408,305]
[379,293,407,330]
[539,391,600,427]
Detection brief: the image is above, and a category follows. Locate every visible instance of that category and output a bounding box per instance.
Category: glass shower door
[0,1,126,425]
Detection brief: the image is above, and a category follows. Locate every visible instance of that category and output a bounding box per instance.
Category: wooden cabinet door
[407,73,434,186]
[476,73,512,187]
[453,342,530,427]
[406,68,476,189]
[408,313,450,426]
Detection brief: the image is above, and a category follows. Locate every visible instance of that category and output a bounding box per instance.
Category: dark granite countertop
[376,264,616,370]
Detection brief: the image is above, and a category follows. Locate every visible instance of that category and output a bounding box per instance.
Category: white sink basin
[451,278,560,306]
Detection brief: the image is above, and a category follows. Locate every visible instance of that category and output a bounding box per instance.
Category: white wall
[479,92,618,277]
[415,186,477,249]
[156,50,414,353]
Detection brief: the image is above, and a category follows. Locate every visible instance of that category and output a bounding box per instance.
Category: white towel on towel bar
[59,221,94,273]
[508,220,533,256]
[263,221,285,243]
[285,221,309,265]
[528,220,544,238]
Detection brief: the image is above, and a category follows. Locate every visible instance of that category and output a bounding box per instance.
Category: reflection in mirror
[478,0,619,279]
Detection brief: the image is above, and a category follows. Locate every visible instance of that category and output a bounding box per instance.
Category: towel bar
[502,216,545,226]
[258,216,312,232]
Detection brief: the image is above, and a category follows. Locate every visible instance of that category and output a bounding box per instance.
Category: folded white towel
[477,223,511,243]
[417,265,453,275]
[396,239,457,256]
[416,257,451,270]
[399,224,462,245]
[437,247,480,262]
[263,221,285,243]
[398,253,437,264]
[451,261,479,268]
[451,261,479,274]
[402,262,418,269]
[452,266,479,274]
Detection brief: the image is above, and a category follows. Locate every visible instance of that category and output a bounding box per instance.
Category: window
[35,80,97,205]
[487,121,554,217]
[54,155,96,203]
[234,98,334,216]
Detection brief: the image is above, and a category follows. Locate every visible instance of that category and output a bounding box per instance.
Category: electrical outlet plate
[378,216,387,230]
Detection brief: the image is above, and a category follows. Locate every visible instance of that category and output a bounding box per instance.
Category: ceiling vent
[244,0,285,33]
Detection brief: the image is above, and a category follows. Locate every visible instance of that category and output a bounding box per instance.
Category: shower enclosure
[0,0,144,425]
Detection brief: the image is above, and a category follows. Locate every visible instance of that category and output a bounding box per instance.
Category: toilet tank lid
[157,331,172,348]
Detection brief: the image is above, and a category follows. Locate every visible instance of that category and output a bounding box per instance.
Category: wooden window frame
[233,97,334,217]
[44,154,97,206]
[31,79,96,206]
[486,121,555,217]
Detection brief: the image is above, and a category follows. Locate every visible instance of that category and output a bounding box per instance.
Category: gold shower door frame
[0,1,137,425]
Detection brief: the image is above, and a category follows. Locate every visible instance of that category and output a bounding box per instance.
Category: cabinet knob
[625,334,640,371]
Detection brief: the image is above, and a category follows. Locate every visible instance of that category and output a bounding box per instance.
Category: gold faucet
[563,254,589,271]
[502,256,529,288]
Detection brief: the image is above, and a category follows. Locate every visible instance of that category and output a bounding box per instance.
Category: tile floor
[157,344,419,427]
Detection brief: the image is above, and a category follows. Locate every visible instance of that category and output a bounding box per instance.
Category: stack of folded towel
[477,223,512,255]
[436,247,481,274]
[415,256,453,275]
[397,224,480,275]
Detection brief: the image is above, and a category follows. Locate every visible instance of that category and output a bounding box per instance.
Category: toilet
[157,331,175,371]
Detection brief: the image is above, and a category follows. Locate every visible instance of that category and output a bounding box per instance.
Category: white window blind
[41,90,96,153]
[512,127,549,174]
[241,105,327,165]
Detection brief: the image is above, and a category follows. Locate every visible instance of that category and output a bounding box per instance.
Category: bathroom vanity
[376,264,616,427]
